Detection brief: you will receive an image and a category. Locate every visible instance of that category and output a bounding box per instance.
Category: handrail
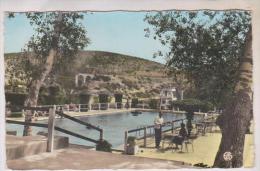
[56,111,102,131]
[6,119,99,144]
[54,126,98,144]
[124,118,186,150]
[127,118,186,133]
[6,119,48,128]
[6,105,51,112]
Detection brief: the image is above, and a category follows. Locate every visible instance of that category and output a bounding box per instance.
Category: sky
[4,12,168,64]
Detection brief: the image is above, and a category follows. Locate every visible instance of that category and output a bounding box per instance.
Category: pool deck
[7,145,193,170]
[135,131,254,167]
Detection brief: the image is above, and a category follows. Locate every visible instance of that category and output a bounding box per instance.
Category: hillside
[5,50,173,99]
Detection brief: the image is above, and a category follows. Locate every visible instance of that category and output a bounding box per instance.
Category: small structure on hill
[75,73,94,87]
[159,88,177,110]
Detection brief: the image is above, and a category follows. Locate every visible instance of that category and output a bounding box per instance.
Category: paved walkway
[136,132,254,167]
[7,147,193,170]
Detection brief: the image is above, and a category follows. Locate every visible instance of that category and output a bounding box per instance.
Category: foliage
[173,98,213,136]
[79,93,91,104]
[127,136,137,146]
[8,12,90,108]
[145,10,251,107]
[96,140,112,152]
[22,12,90,78]
[99,94,109,103]
[9,112,23,118]
[149,99,159,109]
[5,93,27,106]
[114,93,123,103]
[172,98,214,113]
[38,86,67,105]
[131,98,139,108]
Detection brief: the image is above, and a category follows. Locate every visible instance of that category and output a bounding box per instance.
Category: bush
[114,94,123,103]
[99,94,109,103]
[5,93,27,106]
[10,112,23,118]
[149,99,159,109]
[38,86,67,105]
[96,140,112,152]
[127,136,137,146]
[172,98,213,113]
[131,98,139,108]
[79,94,91,104]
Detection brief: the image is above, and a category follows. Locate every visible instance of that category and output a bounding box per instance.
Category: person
[171,123,188,149]
[154,111,164,148]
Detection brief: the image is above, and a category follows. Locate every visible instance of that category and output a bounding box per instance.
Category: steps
[6,135,69,160]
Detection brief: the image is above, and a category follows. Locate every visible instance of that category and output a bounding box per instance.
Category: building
[159,88,177,110]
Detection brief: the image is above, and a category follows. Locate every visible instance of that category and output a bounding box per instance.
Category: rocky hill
[5,51,173,99]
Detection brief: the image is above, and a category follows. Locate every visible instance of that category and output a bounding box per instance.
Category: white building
[159,88,177,110]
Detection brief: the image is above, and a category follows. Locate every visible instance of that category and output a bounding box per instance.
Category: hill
[5,50,173,99]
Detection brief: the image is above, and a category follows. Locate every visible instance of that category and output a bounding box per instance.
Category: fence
[124,118,187,151]
[36,102,151,112]
[6,105,103,152]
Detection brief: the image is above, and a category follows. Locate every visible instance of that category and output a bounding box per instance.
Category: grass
[136,132,254,167]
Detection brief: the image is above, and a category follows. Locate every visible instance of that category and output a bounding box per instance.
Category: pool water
[6,112,203,147]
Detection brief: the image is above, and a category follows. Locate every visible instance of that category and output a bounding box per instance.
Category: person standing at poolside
[154,111,164,149]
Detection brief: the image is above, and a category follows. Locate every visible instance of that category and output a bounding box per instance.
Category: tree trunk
[23,13,63,136]
[213,27,252,168]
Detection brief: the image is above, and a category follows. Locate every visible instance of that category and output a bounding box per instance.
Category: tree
[213,27,252,168]
[145,10,251,107]
[145,10,252,167]
[16,12,89,135]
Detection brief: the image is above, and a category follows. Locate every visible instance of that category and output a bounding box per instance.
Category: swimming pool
[6,111,203,147]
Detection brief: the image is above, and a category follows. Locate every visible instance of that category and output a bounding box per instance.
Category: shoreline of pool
[6,108,207,122]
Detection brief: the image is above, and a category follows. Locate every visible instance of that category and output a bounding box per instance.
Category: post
[89,103,92,111]
[47,105,56,152]
[124,131,128,153]
[98,103,101,110]
[100,129,103,141]
[107,103,110,109]
[115,103,117,109]
[142,103,145,109]
[78,104,81,112]
[171,122,174,133]
[75,74,78,87]
[144,127,147,147]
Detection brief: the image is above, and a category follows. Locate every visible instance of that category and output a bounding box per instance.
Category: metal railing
[6,105,103,152]
[124,118,187,150]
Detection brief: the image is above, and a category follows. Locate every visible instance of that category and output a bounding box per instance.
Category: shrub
[114,94,123,103]
[149,99,159,109]
[131,98,139,108]
[96,140,112,152]
[10,112,23,118]
[5,93,27,106]
[172,98,213,113]
[79,94,91,104]
[127,136,137,146]
[99,94,109,103]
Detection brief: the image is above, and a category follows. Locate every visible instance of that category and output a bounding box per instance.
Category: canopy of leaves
[21,12,90,82]
[145,10,251,107]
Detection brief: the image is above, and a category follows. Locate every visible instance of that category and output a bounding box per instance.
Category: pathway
[7,147,193,170]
